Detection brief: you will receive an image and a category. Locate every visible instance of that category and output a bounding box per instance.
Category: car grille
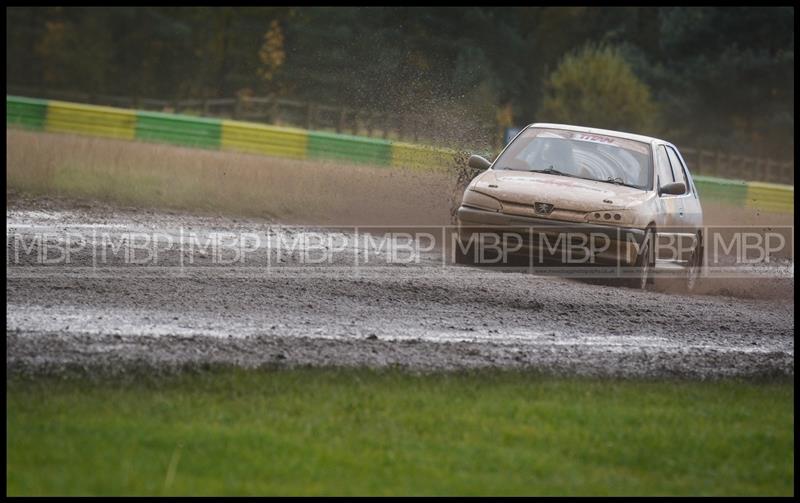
[500,202,585,222]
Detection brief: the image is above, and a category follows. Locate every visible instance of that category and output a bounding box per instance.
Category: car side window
[665,146,689,195]
[655,145,674,190]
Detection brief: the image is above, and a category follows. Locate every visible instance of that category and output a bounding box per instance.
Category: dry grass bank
[6,129,454,226]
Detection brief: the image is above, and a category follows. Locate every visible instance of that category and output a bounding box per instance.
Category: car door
[666,144,702,232]
[654,144,680,223]
[668,145,703,259]
[653,144,689,262]
[663,144,700,261]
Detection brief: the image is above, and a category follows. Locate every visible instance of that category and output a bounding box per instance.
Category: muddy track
[6,196,794,379]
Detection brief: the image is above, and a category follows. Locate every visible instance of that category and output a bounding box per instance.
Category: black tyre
[630,228,655,290]
[685,234,703,292]
[453,235,474,265]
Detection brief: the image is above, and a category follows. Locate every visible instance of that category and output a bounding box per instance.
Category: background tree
[538,45,659,134]
[257,20,286,91]
[5,6,794,159]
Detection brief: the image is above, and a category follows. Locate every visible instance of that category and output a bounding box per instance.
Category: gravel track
[6,196,794,378]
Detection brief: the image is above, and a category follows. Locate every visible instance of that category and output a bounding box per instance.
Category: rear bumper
[456,205,646,265]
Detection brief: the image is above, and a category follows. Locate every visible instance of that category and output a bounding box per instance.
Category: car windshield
[493,127,653,190]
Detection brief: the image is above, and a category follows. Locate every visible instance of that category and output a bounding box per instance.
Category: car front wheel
[452,235,474,265]
[631,228,655,290]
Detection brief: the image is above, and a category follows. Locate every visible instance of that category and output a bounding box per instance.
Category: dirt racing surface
[6,195,794,379]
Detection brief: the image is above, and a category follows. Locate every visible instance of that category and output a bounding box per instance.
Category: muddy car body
[456,123,704,289]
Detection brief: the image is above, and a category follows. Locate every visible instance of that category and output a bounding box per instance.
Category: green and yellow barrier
[745,181,794,214]
[391,142,457,171]
[693,176,749,207]
[6,95,793,213]
[136,111,221,149]
[46,100,136,140]
[6,96,47,131]
[691,176,794,214]
[307,130,392,166]
[221,120,307,159]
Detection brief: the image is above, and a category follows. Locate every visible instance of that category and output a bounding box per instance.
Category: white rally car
[456,123,704,290]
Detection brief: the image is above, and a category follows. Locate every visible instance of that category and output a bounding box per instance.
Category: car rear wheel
[685,235,703,292]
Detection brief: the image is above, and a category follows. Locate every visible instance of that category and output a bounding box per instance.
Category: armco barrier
[136,111,221,149]
[221,120,308,160]
[6,96,47,131]
[745,181,795,214]
[6,95,793,213]
[46,100,136,140]
[307,130,392,166]
[691,176,794,214]
[692,176,748,207]
[391,141,457,171]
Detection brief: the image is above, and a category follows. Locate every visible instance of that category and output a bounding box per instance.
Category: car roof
[528,123,668,145]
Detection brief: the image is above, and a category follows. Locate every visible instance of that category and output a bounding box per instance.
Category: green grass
[6,368,794,496]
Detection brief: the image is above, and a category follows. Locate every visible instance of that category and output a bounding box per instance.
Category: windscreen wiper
[601,177,641,189]
[530,166,577,177]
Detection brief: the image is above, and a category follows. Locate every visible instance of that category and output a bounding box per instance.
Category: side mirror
[658,181,685,196]
[468,154,492,171]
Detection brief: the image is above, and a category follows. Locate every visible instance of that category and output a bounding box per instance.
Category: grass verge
[6,129,453,225]
[6,368,794,496]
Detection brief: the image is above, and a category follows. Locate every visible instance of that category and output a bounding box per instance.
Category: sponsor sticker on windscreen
[572,133,616,145]
[568,132,650,155]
